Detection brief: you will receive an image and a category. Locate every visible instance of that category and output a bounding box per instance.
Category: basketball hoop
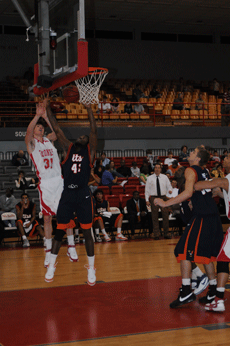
[75,67,108,104]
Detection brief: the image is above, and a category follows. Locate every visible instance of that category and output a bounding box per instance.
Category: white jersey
[30,137,62,181]
[223,173,230,219]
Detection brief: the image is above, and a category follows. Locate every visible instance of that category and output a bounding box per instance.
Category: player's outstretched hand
[36,102,46,117]
[42,98,50,109]
[154,198,165,207]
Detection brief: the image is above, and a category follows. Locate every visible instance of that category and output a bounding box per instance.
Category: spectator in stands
[166,179,179,198]
[131,161,140,178]
[195,93,207,111]
[109,160,123,178]
[173,93,184,110]
[164,151,176,167]
[116,159,131,178]
[211,163,225,178]
[213,78,220,96]
[132,84,145,102]
[167,160,181,177]
[15,170,38,191]
[140,157,152,175]
[16,193,45,248]
[179,145,189,162]
[111,98,119,113]
[145,163,172,239]
[139,166,149,185]
[212,150,221,162]
[93,189,127,241]
[221,91,230,126]
[0,188,17,227]
[124,102,133,114]
[134,103,145,114]
[100,152,110,167]
[98,96,111,114]
[94,159,105,179]
[149,87,161,99]
[12,150,29,167]
[101,164,118,188]
[221,149,228,161]
[126,191,153,239]
[88,168,101,194]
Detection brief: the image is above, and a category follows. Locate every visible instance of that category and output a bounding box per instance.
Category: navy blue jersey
[95,199,108,215]
[62,143,92,189]
[190,165,219,216]
[180,200,194,224]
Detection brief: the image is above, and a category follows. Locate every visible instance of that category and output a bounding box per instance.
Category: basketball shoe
[104,234,111,242]
[23,238,30,248]
[44,249,51,268]
[75,235,80,244]
[170,286,196,308]
[115,233,128,241]
[45,263,56,283]
[199,284,216,304]
[205,297,225,312]
[85,265,96,286]
[67,245,79,262]
[193,274,209,295]
[95,235,102,242]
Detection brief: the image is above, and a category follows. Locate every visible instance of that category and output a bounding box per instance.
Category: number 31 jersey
[62,143,93,189]
[30,137,62,181]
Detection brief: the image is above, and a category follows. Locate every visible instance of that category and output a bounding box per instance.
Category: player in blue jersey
[43,99,97,286]
[155,146,223,308]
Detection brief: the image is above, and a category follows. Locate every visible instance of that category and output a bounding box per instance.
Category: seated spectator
[101,164,118,187]
[15,170,38,191]
[12,150,29,167]
[195,93,206,110]
[93,189,127,241]
[179,145,188,162]
[116,159,131,178]
[146,150,158,170]
[88,168,101,194]
[132,84,145,102]
[149,87,161,99]
[134,103,145,114]
[166,179,179,198]
[109,160,124,178]
[139,166,149,185]
[131,161,140,178]
[98,96,111,113]
[111,98,119,113]
[0,188,17,227]
[100,152,110,167]
[167,160,181,176]
[221,91,230,127]
[140,158,152,175]
[164,151,176,167]
[16,193,45,248]
[212,150,221,162]
[124,102,133,114]
[126,190,153,239]
[221,149,228,161]
[94,159,105,179]
[211,164,225,178]
[173,93,184,110]
[213,78,220,96]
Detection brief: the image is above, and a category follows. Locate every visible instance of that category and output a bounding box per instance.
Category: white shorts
[38,176,64,216]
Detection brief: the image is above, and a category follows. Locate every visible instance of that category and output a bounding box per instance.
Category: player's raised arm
[84,104,97,164]
[43,98,71,151]
[194,177,229,193]
[25,103,45,154]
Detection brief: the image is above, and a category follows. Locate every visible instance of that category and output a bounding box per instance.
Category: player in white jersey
[25,103,78,266]
[194,152,230,312]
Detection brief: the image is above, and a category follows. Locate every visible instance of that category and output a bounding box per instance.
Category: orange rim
[88,67,108,75]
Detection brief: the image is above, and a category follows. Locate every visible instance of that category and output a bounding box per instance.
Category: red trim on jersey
[187,167,198,183]
[176,218,196,262]
[30,153,41,181]
[80,222,93,230]
[114,213,123,228]
[57,219,76,230]
[87,144,93,168]
[38,184,55,216]
[194,218,203,259]
[62,143,73,165]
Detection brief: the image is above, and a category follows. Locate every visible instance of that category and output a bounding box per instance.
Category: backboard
[33,0,88,95]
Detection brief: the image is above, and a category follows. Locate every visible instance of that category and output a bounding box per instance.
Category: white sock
[67,234,74,246]
[209,279,217,286]
[182,278,191,286]
[43,237,46,242]
[217,287,225,292]
[88,255,95,268]
[75,229,79,236]
[117,227,121,234]
[50,254,57,265]
[191,266,203,279]
[22,235,26,240]
[95,228,100,235]
[101,228,106,235]
[46,238,52,250]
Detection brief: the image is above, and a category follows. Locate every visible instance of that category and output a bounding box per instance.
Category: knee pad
[54,229,66,242]
[217,261,229,274]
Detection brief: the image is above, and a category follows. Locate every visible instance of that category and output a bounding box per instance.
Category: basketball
[62,85,79,103]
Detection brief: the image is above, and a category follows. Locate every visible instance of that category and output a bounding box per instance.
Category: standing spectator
[145,163,172,239]
[173,93,184,110]
[98,96,111,114]
[12,150,29,167]
[134,103,145,114]
[15,170,38,191]
[213,78,220,96]
[124,102,133,114]
[179,145,189,162]
[167,160,181,176]
[116,159,131,178]
[111,98,119,113]
[100,152,110,167]
[126,191,153,239]
[131,161,140,178]
[16,193,45,248]
[101,164,118,188]
[0,188,17,227]
[221,91,230,126]
[195,93,206,111]
[132,84,144,102]
[212,150,221,162]
[139,166,149,185]
[164,151,176,167]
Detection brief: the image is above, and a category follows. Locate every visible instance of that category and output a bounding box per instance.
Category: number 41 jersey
[62,143,93,189]
[30,137,62,181]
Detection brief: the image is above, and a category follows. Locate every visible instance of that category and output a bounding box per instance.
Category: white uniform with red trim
[30,137,63,215]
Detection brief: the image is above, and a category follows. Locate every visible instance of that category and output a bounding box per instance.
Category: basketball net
[75,67,108,104]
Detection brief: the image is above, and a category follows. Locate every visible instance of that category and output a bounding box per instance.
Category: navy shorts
[56,186,93,230]
[175,214,223,264]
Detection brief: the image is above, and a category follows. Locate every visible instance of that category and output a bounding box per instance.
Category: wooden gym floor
[1,238,230,346]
